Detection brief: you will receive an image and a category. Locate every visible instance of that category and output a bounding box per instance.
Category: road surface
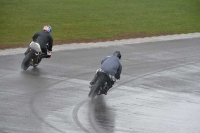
[0,34,200,133]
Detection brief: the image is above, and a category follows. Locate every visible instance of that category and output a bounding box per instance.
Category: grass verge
[0,0,200,49]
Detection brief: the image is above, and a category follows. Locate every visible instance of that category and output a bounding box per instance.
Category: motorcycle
[88,70,116,98]
[21,42,49,70]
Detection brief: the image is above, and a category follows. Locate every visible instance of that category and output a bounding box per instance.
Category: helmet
[113,51,121,59]
[43,25,52,33]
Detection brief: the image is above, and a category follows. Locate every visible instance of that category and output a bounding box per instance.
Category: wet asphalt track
[1,36,200,133]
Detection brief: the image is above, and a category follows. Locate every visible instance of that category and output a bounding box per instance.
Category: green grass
[0,0,200,49]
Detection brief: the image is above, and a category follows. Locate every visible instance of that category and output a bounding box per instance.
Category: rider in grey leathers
[90,51,122,95]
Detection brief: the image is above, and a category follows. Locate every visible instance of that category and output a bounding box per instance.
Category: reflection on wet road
[88,96,116,133]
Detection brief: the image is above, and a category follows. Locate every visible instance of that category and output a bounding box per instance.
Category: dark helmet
[113,51,121,59]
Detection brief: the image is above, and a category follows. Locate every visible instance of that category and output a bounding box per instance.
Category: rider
[90,51,122,95]
[24,25,53,58]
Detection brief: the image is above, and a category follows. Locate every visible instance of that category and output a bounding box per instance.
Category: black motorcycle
[21,42,49,70]
[88,71,111,98]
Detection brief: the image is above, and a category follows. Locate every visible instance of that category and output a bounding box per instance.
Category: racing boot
[103,82,113,95]
[100,85,108,95]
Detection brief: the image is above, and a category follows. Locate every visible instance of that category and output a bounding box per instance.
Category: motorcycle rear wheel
[88,79,102,98]
[21,52,32,70]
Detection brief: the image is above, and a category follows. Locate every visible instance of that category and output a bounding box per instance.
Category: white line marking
[1,33,200,56]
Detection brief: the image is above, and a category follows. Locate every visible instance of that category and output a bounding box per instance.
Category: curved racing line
[29,71,93,133]
[72,59,200,133]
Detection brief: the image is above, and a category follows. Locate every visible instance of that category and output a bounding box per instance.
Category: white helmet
[43,25,52,33]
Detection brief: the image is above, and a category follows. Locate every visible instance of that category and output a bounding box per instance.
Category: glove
[47,51,52,58]
[115,75,120,80]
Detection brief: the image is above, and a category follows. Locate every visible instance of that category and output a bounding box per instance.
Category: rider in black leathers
[24,25,53,58]
[90,51,122,95]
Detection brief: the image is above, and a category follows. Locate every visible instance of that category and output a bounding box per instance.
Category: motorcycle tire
[21,52,33,70]
[88,79,103,98]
